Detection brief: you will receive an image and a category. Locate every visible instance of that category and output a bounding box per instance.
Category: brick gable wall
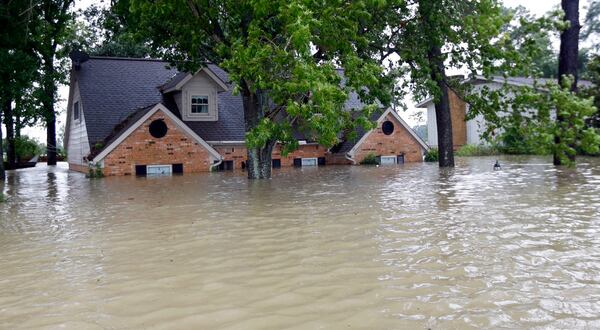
[101,111,214,176]
[353,113,424,163]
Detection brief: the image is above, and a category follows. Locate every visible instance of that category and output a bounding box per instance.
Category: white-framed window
[73,101,80,121]
[380,155,397,165]
[301,158,318,167]
[146,164,172,176]
[191,95,209,114]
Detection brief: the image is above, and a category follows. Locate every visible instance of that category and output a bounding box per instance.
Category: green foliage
[86,163,104,179]
[472,76,600,166]
[581,55,600,128]
[14,136,43,160]
[359,153,378,165]
[583,0,600,51]
[455,144,500,157]
[128,0,390,157]
[78,1,151,58]
[424,148,439,162]
[0,192,4,202]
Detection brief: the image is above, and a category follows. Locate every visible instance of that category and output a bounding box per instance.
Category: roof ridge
[88,56,168,62]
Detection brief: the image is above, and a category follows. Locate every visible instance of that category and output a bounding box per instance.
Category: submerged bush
[424,148,439,162]
[455,144,500,157]
[86,163,104,179]
[360,153,379,165]
[0,192,5,202]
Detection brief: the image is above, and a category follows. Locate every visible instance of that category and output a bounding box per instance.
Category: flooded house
[416,76,594,149]
[64,51,428,176]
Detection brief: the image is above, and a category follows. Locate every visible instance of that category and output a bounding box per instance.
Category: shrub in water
[455,144,500,157]
[360,153,379,165]
[424,148,439,162]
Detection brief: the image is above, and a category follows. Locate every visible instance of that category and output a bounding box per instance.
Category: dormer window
[191,95,209,114]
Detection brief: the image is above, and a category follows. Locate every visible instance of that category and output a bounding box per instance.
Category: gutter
[345,152,357,165]
[210,157,224,171]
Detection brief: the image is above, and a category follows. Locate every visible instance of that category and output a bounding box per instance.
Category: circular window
[382,121,394,135]
[149,119,168,138]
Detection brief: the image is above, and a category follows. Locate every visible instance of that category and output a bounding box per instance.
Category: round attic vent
[382,120,394,135]
[149,119,168,138]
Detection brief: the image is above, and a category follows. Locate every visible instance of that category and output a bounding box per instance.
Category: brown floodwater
[1,157,600,329]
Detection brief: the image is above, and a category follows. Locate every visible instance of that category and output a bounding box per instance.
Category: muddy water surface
[2,157,600,329]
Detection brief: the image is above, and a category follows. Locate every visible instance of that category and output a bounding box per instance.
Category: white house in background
[415,76,593,149]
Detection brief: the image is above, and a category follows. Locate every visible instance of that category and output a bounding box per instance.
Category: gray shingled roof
[77,57,178,146]
[75,56,369,151]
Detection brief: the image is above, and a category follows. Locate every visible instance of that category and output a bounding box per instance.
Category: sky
[17,0,583,142]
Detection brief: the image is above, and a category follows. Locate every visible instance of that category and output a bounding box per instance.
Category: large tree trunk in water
[555,0,580,165]
[241,81,274,179]
[428,45,455,168]
[43,62,58,166]
[3,100,16,169]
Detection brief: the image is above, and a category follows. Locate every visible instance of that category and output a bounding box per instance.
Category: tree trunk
[428,45,455,168]
[241,81,275,179]
[43,61,57,166]
[0,102,4,181]
[15,111,21,163]
[555,0,580,165]
[3,100,16,169]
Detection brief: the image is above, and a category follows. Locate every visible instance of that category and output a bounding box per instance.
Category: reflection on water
[2,157,600,328]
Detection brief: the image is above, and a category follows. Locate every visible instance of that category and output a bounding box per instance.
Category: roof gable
[160,67,228,93]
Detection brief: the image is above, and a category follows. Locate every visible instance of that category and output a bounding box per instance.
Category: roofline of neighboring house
[414,75,594,108]
[346,108,429,159]
[91,103,223,164]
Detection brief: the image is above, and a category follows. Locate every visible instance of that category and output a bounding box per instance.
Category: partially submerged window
[217,160,234,171]
[382,121,394,135]
[73,101,80,121]
[191,95,209,114]
[149,119,168,138]
[380,155,397,165]
[146,165,172,176]
[301,158,318,167]
[272,159,281,168]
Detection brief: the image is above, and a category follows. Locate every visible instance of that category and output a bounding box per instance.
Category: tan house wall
[353,113,424,163]
[102,112,214,176]
[449,90,467,149]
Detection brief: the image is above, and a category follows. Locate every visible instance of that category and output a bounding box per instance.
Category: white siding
[67,82,90,165]
[180,72,219,121]
[426,104,438,147]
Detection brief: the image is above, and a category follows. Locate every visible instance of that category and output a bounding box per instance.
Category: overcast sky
[18,0,587,142]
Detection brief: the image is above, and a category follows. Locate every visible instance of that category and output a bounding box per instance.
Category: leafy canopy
[129,0,392,154]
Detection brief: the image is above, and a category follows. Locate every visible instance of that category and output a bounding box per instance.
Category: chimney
[69,50,90,71]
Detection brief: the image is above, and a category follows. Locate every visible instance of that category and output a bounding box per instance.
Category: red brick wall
[214,144,329,169]
[102,111,214,176]
[69,163,88,174]
[353,113,424,163]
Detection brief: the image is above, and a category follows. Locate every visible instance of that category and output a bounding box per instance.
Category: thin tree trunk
[241,81,274,179]
[555,0,580,165]
[43,61,57,166]
[15,111,21,163]
[4,101,16,169]
[0,101,5,180]
[428,45,455,168]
